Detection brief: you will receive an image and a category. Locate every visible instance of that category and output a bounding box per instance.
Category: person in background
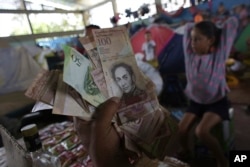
[177,17,238,167]
[216,2,229,18]
[141,31,158,68]
[78,24,100,56]
[237,4,249,30]
[84,24,101,38]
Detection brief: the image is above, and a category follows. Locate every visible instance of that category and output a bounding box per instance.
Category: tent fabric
[158,34,185,75]
[130,24,175,57]
[234,24,250,53]
[0,47,42,95]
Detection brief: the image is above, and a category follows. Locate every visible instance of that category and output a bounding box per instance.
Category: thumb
[92,97,120,128]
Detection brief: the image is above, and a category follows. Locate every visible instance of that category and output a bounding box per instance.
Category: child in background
[177,17,238,167]
[141,31,158,68]
[235,4,249,32]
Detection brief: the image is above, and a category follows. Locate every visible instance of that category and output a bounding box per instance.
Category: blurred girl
[178,17,238,167]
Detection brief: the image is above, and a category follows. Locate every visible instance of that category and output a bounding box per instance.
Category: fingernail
[110,97,120,104]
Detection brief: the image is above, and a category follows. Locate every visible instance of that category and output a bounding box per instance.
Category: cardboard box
[0,125,32,167]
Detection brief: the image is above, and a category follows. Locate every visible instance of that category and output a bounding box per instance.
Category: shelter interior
[0,0,250,167]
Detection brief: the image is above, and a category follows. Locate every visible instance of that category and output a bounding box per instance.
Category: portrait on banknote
[110,61,147,107]
[107,60,159,125]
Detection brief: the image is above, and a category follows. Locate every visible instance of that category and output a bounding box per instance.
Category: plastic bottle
[21,124,61,167]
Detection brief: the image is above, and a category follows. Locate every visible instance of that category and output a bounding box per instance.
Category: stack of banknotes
[25,26,178,160]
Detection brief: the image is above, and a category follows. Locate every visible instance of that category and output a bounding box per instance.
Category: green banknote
[63,45,105,107]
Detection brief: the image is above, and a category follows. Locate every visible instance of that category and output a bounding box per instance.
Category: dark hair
[85,24,100,30]
[111,62,134,80]
[194,21,222,48]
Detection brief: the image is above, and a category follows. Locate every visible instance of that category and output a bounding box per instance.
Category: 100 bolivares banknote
[92,28,159,124]
[25,26,178,160]
[91,26,177,159]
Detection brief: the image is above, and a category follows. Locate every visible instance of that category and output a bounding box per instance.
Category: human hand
[74,97,133,167]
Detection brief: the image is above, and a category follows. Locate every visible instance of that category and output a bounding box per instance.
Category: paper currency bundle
[25,26,178,160]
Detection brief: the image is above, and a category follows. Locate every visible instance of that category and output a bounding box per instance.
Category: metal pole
[21,0,34,35]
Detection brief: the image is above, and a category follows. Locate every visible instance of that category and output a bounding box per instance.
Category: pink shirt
[183,17,238,104]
